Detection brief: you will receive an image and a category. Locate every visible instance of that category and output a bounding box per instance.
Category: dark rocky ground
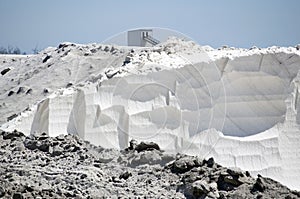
[0,130,299,199]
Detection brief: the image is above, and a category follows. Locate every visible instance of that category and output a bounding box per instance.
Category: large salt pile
[1,38,300,190]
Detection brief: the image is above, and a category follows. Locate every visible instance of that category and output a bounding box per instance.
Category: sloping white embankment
[1,40,300,190]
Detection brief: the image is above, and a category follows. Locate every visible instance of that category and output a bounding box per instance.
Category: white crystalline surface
[1,38,300,190]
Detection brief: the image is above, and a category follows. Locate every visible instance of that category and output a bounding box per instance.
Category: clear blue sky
[0,0,299,53]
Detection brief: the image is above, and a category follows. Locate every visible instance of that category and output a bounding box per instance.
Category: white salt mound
[1,38,300,190]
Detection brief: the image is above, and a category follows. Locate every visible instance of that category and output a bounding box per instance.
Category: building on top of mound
[128,29,160,47]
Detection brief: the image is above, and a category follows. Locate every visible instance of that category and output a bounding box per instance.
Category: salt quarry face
[1,37,300,190]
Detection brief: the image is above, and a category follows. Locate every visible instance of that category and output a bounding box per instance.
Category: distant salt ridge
[1,38,300,190]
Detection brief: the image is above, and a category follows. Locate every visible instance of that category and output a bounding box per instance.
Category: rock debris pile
[0,130,299,198]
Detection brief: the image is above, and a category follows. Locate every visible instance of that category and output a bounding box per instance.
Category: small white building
[127,29,160,47]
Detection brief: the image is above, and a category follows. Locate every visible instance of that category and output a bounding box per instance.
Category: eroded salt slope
[0,43,131,124]
[1,39,300,190]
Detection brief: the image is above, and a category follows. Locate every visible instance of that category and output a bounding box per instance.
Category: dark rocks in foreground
[1,68,10,76]
[0,130,299,198]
